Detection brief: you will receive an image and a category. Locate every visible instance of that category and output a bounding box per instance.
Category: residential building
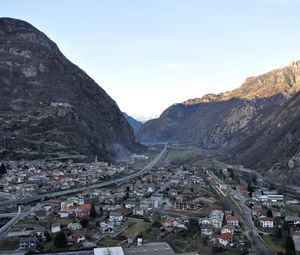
[218,232,232,246]
[226,215,239,227]
[221,224,235,234]
[286,216,300,228]
[259,217,274,228]
[209,210,224,229]
[19,237,37,250]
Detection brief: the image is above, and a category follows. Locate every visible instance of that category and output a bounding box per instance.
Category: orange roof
[78,204,91,212]
[226,215,238,221]
[219,232,232,241]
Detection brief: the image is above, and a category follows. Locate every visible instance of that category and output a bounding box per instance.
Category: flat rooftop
[124,242,175,255]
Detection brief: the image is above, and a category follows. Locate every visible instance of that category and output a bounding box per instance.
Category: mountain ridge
[137,60,300,146]
[0,17,142,161]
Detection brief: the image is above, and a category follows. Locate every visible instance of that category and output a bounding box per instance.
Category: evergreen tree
[53,231,68,248]
[80,218,89,228]
[90,204,97,218]
[124,192,129,200]
[282,221,291,243]
[0,163,7,175]
[285,235,295,253]
[44,231,51,242]
[98,206,103,217]
[267,208,273,218]
[188,218,200,234]
[247,183,254,193]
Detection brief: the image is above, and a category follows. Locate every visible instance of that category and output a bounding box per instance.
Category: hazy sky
[2,0,300,119]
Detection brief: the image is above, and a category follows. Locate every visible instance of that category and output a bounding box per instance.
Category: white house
[221,224,235,235]
[285,216,300,227]
[226,215,239,227]
[109,211,124,225]
[259,217,274,228]
[133,207,147,217]
[58,211,69,218]
[51,223,61,234]
[100,222,115,233]
[209,210,224,229]
[201,224,214,237]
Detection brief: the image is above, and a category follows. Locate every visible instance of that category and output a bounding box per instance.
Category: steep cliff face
[0,18,142,161]
[231,91,300,185]
[137,61,300,148]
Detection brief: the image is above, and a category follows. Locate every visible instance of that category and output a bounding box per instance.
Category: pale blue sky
[1,0,300,119]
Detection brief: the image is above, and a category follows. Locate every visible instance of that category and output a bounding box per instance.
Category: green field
[165,146,203,165]
[121,219,152,238]
[262,235,286,253]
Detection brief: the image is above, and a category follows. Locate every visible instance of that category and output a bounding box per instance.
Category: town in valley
[0,145,299,255]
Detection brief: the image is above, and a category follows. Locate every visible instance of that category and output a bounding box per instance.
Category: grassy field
[52,218,73,225]
[43,241,57,252]
[262,235,286,253]
[162,232,212,254]
[121,219,152,238]
[97,237,122,247]
[165,146,203,165]
[16,218,49,228]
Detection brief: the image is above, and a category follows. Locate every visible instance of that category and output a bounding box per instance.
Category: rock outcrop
[0,18,142,161]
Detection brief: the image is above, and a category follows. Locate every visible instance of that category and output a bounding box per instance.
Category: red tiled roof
[226,215,238,221]
[78,204,91,212]
[219,232,232,241]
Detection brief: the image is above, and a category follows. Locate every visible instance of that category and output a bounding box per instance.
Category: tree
[282,221,291,242]
[44,231,51,242]
[275,227,282,239]
[0,163,7,175]
[80,218,89,228]
[98,206,103,217]
[285,235,295,253]
[247,183,254,193]
[228,168,234,179]
[251,174,257,185]
[124,192,129,200]
[266,208,273,218]
[187,218,200,234]
[53,231,68,248]
[90,204,97,218]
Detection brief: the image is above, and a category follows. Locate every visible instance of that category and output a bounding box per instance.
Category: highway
[0,203,44,237]
[0,145,168,207]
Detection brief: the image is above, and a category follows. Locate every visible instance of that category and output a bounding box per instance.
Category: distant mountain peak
[181,60,300,106]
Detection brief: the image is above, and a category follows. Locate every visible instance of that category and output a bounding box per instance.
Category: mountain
[137,61,300,148]
[0,18,142,161]
[122,112,143,134]
[231,89,300,185]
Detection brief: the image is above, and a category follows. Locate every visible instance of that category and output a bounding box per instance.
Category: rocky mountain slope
[0,18,142,161]
[231,89,300,185]
[137,61,300,148]
[122,112,143,134]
